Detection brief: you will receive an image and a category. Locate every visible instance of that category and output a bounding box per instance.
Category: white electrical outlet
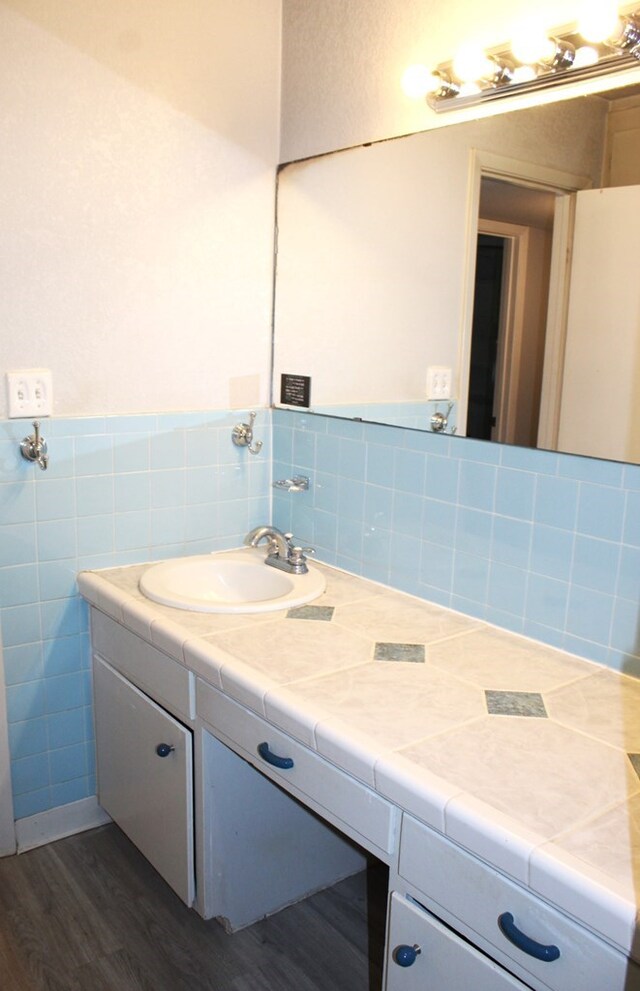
[6,369,53,418]
[426,366,452,400]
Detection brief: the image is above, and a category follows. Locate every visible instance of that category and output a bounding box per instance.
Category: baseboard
[15,796,112,853]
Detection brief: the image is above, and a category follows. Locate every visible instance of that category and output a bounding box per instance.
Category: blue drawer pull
[155,743,175,758]
[393,944,421,968]
[498,913,560,962]
[257,742,294,770]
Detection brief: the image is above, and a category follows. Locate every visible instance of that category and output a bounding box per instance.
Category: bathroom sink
[139,547,326,614]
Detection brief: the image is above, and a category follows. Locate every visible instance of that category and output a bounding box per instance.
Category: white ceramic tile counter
[78,555,640,965]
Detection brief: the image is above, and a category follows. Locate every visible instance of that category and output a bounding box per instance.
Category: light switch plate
[6,369,53,418]
[426,366,452,400]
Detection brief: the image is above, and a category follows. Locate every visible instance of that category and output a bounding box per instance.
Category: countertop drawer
[386,891,529,990]
[91,609,194,724]
[399,814,638,991]
[196,678,397,859]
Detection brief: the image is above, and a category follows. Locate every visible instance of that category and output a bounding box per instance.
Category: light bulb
[459,81,482,97]
[401,64,441,98]
[578,1,620,43]
[452,43,492,82]
[511,20,555,64]
[511,64,538,84]
[573,45,599,68]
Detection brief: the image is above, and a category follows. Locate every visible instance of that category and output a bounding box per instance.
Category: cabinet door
[94,656,195,906]
[385,893,528,991]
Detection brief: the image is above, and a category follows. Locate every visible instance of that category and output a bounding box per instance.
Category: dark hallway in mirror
[467,235,504,441]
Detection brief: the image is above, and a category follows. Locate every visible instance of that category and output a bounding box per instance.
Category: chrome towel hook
[232,411,263,455]
[20,420,48,470]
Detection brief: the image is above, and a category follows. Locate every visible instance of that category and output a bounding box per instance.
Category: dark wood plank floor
[0,825,387,991]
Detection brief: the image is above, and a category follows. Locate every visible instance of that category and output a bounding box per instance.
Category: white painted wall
[0,1,281,418]
[281,0,640,161]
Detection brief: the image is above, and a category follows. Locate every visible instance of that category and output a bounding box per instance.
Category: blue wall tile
[571,536,620,594]
[49,743,87,785]
[76,475,115,517]
[530,525,574,581]
[494,468,535,520]
[0,482,35,524]
[3,644,43,686]
[47,707,86,749]
[0,523,37,565]
[422,499,457,548]
[453,551,490,605]
[35,478,76,521]
[11,753,50,796]
[565,585,615,644]
[491,517,532,569]
[37,519,77,562]
[487,562,527,617]
[113,434,151,473]
[525,574,569,631]
[6,681,46,723]
[425,454,459,502]
[1,604,41,648]
[420,541,454,593]
[364,485,394,529]
[273,412,639,680]
[534,475,579,530]
[618,546,640,602]
[0,564,39,608]
[1,408,269,821]
[458,461,496,512]
[624,491,640,547]
[455,507,493,558]
[577,483,625,542]
[9,717,48,760]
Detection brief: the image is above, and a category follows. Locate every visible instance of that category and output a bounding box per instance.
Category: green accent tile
[286,605,335,621]
[374,642,425,663]
[628,754,640,779]
[485,690,547,718]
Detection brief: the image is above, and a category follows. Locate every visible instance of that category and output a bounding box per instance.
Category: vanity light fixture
[410,4,640,112]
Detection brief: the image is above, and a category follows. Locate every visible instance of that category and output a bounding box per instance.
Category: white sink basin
[139,548,326,614]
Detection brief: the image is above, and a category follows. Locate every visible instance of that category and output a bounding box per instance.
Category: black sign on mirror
[280,374,311,408]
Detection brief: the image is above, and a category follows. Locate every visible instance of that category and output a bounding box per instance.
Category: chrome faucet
[243,525,313,575]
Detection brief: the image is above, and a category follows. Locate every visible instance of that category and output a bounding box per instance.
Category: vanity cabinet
[83,588,640,991]
[93,657,195,906]
[90,607,197,908]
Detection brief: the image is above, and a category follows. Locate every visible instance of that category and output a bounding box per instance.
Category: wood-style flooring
[0,824,387,991]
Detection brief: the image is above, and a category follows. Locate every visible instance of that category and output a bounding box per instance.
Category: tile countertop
[78,552,640,962]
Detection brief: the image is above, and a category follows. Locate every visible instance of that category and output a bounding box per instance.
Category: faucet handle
[283,533,314,557]
[288,544,315,570]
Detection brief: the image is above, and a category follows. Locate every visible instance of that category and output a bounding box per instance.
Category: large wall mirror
[272,84,640,465]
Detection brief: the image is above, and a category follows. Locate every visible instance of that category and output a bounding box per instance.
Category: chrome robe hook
[20,420,48,470]
[232,411,263,455]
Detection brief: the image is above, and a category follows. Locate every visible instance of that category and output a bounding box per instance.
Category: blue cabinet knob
[393,944,421,967]
[155,743,175,758]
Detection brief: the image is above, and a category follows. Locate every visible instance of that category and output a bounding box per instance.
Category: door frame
[457,150,592,442]
[0,632,16,856]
